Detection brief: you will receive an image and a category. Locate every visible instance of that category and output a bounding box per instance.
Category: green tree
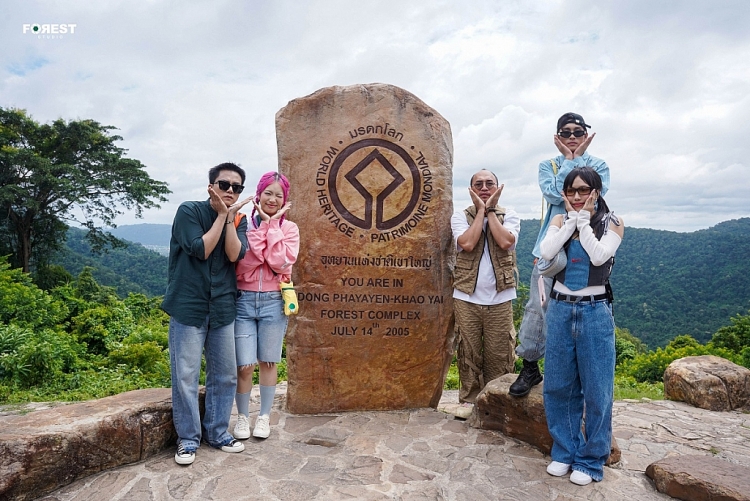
[0,107,171,272]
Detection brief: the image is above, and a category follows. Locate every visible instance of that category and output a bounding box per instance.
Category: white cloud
[2,0,749,233]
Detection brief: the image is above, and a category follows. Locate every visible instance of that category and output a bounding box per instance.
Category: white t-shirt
[451,208,520,306]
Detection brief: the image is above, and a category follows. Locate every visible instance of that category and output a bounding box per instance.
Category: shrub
[617,339,741,383]
[71,304,135,356]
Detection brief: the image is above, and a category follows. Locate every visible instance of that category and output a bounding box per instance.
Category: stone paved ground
[34,385,750,501]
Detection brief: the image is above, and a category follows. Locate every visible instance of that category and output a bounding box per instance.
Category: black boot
[508,359,543,397]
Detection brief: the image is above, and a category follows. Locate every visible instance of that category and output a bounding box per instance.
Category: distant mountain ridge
[64,218,750,348]
[107,223,171,247]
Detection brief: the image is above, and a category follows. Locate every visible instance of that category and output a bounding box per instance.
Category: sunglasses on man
[557,130,587,138]
[214,180,245,194]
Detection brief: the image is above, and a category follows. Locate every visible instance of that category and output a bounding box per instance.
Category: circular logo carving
[328,139,421,231]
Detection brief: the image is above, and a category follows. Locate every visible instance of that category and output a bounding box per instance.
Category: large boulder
[469,374,620,465]
[277,83,455,414]
[0,388,190,501]
[646,455,750,501]
[664,355,750,411]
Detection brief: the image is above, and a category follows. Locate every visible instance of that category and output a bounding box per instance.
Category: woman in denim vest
[233,172,299,440]
[538,167,624,486]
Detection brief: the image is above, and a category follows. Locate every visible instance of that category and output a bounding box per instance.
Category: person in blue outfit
[162,162,252,465]
[539,166,624,486]
[509,113,611,397]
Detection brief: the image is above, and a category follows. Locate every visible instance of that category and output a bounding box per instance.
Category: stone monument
[276,83,454,413]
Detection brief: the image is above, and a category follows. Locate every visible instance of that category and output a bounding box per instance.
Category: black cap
[557,112,591,131]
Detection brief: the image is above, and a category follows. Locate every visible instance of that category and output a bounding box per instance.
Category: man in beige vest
[451,169,520,404]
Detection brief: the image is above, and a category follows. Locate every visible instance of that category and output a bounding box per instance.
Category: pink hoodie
[235,218,300,292]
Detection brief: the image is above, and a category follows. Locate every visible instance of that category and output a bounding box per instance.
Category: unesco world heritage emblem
[316,131,434,243]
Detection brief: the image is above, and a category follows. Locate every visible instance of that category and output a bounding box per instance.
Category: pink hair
[251,171,290,226]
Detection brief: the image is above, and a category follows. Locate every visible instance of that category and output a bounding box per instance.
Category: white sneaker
[234,414,250,439]
[253,414,271,439]
[570,470,593,486]
[175,443,195,465]
[220,439,245,453]
[546,461,571,476]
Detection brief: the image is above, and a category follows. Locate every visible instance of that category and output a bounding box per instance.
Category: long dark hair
[563,167,610,238]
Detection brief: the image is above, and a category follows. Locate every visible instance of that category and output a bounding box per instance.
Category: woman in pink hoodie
[233,172,299,440]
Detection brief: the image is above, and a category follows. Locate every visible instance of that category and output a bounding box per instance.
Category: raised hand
[573,132,596,158]
[562,193,576,213]
[485,183,504,209]
[228,196,252,219]
[253,199,270,222]
[582,189,598,215]
[208,185,228,215]
[554,135,573,160]
[469,187,485,211]
[271,201,292,220]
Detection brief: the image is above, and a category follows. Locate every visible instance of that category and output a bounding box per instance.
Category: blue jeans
[516,262,552,361]
[235,291,288,365]
[169,317,237,450]
[542,298,615,482]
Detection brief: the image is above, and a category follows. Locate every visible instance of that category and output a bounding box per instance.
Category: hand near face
[582,189,598,215]
[573,132,596,158]
[562,193,576,213]
[253,200,270,222]
[227,196,252,219]
[485,183,504,209]
[554,135,573,160]
[271,201,292,220]
[469,187,485,211]
[208,185,228,215]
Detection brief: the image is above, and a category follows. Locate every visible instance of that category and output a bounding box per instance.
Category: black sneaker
[508,360,543,397]
[175,442,196,465]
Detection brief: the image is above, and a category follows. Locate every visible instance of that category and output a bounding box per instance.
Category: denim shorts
[235,290,288,366]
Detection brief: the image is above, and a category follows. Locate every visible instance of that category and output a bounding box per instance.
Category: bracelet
[226,218,234,224]
[485,207,497,214]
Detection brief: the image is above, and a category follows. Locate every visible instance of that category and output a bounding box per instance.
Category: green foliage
[53,227,168,297]
[0,324,83,388]
[0,107,170,272]
[617,335,742,383]
[613,375,664,400]
[0,265,171,403]
[0,257,68,329]
[33,264,73,291]
[444,356,459,390]
[711,312,750,353]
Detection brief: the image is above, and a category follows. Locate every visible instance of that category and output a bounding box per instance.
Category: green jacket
[161,199,248,328]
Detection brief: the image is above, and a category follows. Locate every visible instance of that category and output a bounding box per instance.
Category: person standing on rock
[509,113,610,397]
[540,166,623,486]
[162,162,251,465]
[233,172,299,440]
[451,169,520,406]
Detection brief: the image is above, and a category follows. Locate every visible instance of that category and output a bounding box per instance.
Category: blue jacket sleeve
[539,153,610,204]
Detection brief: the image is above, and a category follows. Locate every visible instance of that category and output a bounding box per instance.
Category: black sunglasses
[558,130,587,138]
[214,180,245,194]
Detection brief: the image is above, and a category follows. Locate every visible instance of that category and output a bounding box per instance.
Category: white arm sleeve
[539,213,578,260]
[576,211,622,265]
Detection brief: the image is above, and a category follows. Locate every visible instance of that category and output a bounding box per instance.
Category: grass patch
[614,375,664,400]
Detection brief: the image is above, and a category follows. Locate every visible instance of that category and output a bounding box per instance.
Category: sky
[2,0,749,233]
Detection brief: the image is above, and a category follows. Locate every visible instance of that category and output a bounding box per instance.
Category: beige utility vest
[453,206,517,295]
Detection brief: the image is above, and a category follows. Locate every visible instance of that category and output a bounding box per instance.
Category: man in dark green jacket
[162,162,251,465]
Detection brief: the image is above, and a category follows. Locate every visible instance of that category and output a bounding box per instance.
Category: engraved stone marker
[277,83,454,413]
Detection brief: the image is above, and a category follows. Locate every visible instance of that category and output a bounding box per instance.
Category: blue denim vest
[555,239,613,291]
